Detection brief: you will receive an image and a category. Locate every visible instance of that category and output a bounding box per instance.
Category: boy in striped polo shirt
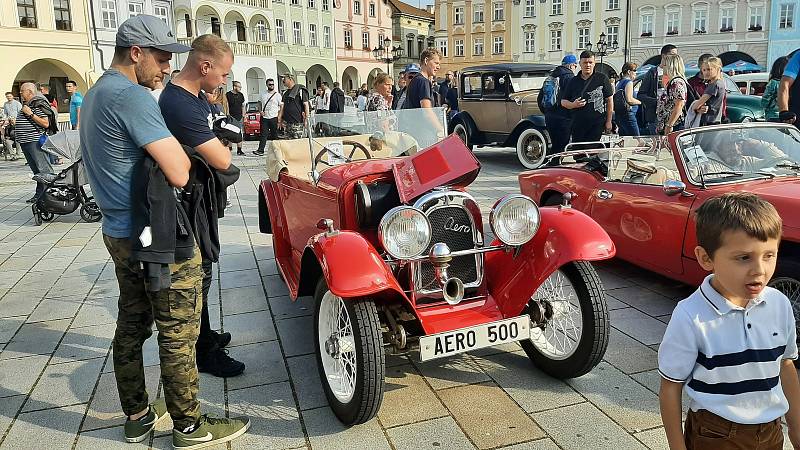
[658,192,800,450]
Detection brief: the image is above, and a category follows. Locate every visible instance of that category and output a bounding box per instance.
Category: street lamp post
[373,37,404,77]
[585,32,619,75]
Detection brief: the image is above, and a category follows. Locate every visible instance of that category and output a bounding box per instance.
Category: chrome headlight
[378,206,432,259]
[490,194,541,246]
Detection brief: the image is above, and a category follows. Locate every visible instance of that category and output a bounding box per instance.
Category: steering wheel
[313,140,371,168]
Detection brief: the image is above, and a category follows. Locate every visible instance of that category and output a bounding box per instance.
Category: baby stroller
[31,130,101,225]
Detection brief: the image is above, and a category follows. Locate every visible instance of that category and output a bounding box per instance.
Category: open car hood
[392,134,481,203]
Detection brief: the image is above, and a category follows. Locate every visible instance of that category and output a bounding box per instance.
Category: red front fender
[485,207,615,318]
[307,231,408,301]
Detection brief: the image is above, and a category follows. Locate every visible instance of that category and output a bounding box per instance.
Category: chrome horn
[428,243,465,305]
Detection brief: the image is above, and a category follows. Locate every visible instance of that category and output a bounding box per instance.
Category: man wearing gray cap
[80,15,249,447]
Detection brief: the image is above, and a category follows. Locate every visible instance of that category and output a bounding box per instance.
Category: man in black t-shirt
[225,81,245,155]
[277,73,309,139]
[403,48,445,148]
[160,35,246,382]
[561,51,613,148]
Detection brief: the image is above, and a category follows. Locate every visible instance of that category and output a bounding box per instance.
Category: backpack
[538,74,560,112]
[30,97,59,135]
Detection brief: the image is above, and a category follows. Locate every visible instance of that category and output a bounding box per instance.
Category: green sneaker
[172,415,250,449]
[124,399,169,443]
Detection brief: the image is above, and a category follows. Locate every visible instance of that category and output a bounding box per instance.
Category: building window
[18,0,37,27]
[693,8,707,33]
[551,0,562,15]
[369,1,375,17]
[748,6,763,29]
[183,13,192,37]
[720,6,734,31]
[254,20,269,42]
[549,29,561,50]
[362,32,369,49]
[577,27,590,49]
[276,19,285,43]
[473,37,483,55]
[666,11,679,35]
[407,36,413,57]
[607,0,619,10]
[235,20,246,41]
[100,0,116,28]
[153,4,168,24]
[53,0,72,30]
[493,36,504,54]
[128,2,142,17]
[344,29,352,47]
[354,0,361,15]
[524,31,534,52]
[524,0,534,17]
[455,39,464,56]
[454,6,463,24]
[323,26,331,47]
[493,2,503,21]
[780,3,795,29]
[579,0,590,13]
[640,12,653,36]
[210,17,220,36]
[473,3,483,22]
[308,0,315,7]
[291,0,299,5]
[309,24,317,46]
[438,40,447,56]
[293,21,302,44]
[322,0,329,10]
[606,25,619,45]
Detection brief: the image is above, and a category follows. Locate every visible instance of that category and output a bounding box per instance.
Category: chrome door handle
[597,189,613,200]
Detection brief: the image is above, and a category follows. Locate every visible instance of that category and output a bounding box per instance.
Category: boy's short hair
[695,193,782,256]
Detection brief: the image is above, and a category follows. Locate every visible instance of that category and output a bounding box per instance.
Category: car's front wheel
[520,261,609,378]
[314,278,385,425]
[453,122,471,150]
[516,128,548,169]
[769,261,800,365]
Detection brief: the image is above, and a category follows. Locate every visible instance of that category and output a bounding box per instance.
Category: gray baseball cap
[116,15,191,53]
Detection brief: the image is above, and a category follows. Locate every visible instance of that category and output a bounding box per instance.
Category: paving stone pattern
[0,145,794,449]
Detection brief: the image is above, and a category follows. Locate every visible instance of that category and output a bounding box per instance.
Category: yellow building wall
[0,0,94,98]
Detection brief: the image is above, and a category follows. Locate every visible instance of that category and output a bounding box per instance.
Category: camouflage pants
[103,235,203,430]
[283,122,305,139]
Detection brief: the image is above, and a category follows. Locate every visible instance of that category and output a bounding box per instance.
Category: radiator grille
[418,206,479,290]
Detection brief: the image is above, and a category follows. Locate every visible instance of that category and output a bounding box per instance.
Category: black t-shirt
[404,75,439,109]
[225,91,245,120]
[159,82,216,148]
[282,86,309,124]
[562,72,613,123]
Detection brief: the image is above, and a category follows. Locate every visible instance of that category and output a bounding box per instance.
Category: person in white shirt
[254,78,281,156]
[322,82,332,112]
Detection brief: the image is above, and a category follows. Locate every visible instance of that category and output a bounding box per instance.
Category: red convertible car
[519,123,800,334]
[258,108,616,425]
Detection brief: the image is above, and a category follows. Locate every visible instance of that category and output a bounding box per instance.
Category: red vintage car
[519,123,800,334]
[257,107,616,425]
[243,101,261,139]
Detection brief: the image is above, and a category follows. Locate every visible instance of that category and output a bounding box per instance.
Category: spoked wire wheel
[313,279,385,425]
[521,261,609,378]
[318,290,357,403]
[529,269,583,360]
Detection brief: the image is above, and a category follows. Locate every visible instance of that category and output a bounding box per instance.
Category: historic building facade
[628,0,771,68]
[513,0,628,77]
[1,0,94,118]
[388,0,434,81]
[434,0,514,73]
[767,0,799,66]
[334,0,393,93]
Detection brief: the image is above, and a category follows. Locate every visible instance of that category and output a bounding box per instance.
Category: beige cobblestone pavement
[0,144,794,449]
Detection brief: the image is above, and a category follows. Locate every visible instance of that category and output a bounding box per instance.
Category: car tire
[769,261,800,365]
[453,122,471,150]
[314,278,385,425]
[516,128,548,169]
[520,261,609,379]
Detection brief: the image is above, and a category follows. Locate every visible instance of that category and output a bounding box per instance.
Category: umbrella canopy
[722,60,765,73]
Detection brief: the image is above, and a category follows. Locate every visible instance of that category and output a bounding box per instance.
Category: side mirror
[663,179,688,196]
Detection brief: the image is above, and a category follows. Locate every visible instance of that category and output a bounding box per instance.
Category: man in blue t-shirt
[778,49,800,128]
[66,80,83,130]
[80,15,249,447]
[159,34,246,382]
